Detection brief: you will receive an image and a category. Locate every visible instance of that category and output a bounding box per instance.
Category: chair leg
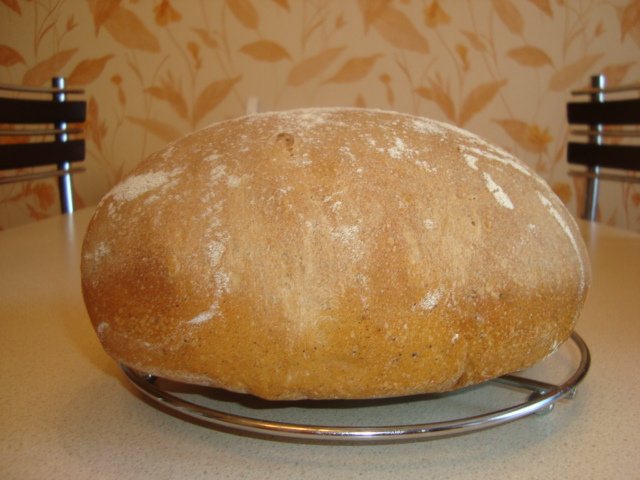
[582,74,606,222]
[51,76,75,214]
[583,166,600,221]
[58,162,75,214]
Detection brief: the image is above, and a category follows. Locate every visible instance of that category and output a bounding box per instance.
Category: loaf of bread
[81,108,590,400]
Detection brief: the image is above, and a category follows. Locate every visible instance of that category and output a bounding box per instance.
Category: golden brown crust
[81,108,590,400]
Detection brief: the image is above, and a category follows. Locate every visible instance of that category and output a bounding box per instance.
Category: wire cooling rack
[121,331,590,443]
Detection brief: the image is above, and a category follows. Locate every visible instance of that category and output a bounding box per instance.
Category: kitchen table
[1,208,639,479]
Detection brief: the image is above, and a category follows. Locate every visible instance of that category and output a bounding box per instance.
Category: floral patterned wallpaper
[1,0,639,230]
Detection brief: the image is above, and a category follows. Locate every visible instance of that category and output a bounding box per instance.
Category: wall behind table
[1,0,638,230]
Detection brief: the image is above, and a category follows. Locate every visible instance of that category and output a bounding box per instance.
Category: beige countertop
[1,208,639,479]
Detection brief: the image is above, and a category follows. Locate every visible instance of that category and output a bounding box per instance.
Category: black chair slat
[567,142,640,172]
[566,74,640,221]
[0,140,85,170]
[567,98,640,125]
[0,98,86,124]
[0,77,85,215]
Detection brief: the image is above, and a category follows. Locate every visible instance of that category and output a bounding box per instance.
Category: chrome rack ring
[121,331,590,443]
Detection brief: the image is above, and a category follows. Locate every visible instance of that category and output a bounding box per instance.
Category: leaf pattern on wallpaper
[193,76,242,125]
[127,116,182,143]
[380,73,394,105]
[507,46,553,68]
[324,54,382,84]
[2,182,57,222]
[563,22,590,57]
[459,80,507,126]
[154,0,182,26]
[187,41,202,69]
[0,45,24,66]
[110,74,126,106]
[286,46,345,86]
[456,44,470,71]
[35,20,57,56]
[594,20,605,38]
[68,54,114,85]
[462,30,486,52]
[370,5,429,53]
[601,62,634,86]
[66,14,79,33]
[100,6,160,52]
[491,0,524,35]
[226,0,259,30]
[618,0,640,46]
[239,40,290,62]
[270,0,290,11]
[494,119,552,154]
[145,77,188,120]
[548,53,603,91]
[2,1,639,231]
[25,203,49,221]
[528,0,553,17]
[414,78,456,122]
[358,0,392,32]
[300,15,325,51]
[552,182,572,204]
[192,28,218,49]
[29,182,56,211]
[87,0,122,35]
[424,0,451,28]
[87,97,107,151]
[1,0,21,15]
[22,49,77,86]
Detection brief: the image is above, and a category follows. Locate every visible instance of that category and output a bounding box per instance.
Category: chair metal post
[584,74,605,221]
[52,76,74,214]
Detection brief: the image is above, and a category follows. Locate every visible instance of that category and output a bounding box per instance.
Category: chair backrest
[566,74,640,221]
[0,77,86,214]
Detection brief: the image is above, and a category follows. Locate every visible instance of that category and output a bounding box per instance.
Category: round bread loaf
[81,108,590,400]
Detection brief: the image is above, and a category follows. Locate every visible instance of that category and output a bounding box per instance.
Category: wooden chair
[567,74,640,221]
[0,77,86,214]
